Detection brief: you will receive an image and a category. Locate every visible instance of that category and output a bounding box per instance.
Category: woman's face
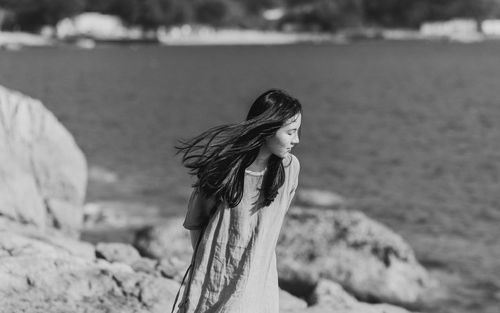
[264,113,301,158]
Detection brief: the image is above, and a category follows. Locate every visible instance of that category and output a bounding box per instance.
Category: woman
[174,89,302,313]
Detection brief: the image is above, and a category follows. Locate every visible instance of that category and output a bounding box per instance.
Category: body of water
[1,41,499,313]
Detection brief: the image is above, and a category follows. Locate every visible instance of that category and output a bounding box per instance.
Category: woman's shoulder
[283,153,300,173]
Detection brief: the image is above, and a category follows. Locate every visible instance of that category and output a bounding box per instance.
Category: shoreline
[0,31,54,49]
[3,28,500,49]
[157,29,344,46]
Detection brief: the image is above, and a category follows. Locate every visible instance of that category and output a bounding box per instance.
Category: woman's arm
[189,229,202,250]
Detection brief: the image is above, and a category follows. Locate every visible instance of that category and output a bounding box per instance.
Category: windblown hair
[176,89,302,208]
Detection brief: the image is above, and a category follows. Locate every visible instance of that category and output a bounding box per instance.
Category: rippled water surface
[1,42,499,313]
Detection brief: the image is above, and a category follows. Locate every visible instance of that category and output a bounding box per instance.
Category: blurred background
[1,1,500,313]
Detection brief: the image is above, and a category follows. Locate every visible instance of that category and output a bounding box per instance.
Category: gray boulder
[0,226,94,260]
[96,242,142,264]
[157,256,188,282]
[134,213,429,312]
[281,279,418,313]
[0,86,183,313]
[280,289,308,311]
[0,228,179,313]
[0,85,87,236]
[131,256,159,275]
[309,279,416,312]
[133,217,192,261]
[278,206,437,306]
[133,217,193,282]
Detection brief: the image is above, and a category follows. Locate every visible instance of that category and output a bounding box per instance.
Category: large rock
[0,227,94,260]
[0,229,180,313]
[96,242,142,264]
[134,214,428,312]
[133,217,192,282]
[278,206,436,307]
[280,289,308,311]
[281,279,418,313]
[133,217,192,262]
[0,85,87,236]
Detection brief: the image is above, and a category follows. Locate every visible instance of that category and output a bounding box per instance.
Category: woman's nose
[292,134,300,144]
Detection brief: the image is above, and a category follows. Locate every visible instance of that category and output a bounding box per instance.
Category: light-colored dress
[177,154,300,313]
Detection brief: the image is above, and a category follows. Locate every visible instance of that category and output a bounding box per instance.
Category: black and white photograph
[0,1,499,313]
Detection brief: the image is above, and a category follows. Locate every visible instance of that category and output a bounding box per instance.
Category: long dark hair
[176,89,302,208]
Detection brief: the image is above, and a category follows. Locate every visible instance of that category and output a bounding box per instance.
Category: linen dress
[176,154,300,313]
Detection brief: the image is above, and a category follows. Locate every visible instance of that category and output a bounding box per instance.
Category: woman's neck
[248,146,271,172]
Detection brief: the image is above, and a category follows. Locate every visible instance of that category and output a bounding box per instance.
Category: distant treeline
[1,0,500,32]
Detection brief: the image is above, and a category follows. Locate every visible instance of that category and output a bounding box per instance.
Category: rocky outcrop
[307,279,415,313]
[0,31,53,50]
[278,206,437,306]
[133,217,192,283]
[280,289,308,311]
[282,279,418,313]
[0,85,87,236]
[96,242,142,264]
[0,86,183,312]
[0,227,180,313]
[134,217,193,262]
[95,240,187,282]
[0,225,309,313]
[0,221,421,313]
[133,212,430,312]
